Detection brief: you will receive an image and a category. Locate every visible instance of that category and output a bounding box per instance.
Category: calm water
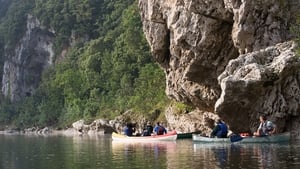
[0,134,300,169]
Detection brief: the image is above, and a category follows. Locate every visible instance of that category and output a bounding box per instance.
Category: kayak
[192,132,290,143]
[112,130,177,142]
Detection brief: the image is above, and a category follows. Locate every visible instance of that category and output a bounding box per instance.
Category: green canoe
[177,131,201,139]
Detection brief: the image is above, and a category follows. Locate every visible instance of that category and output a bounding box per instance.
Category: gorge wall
[1,15,54,102]
[139,0,300,135]
[1,0,300,137]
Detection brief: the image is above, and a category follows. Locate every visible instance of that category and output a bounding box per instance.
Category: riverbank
[0,127,105,136]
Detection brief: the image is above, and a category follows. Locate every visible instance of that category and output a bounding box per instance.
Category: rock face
[217,41,300,132]
[1,15,54,102]
[139,0,238,112]
[139,0,300,134]
[165,105,219,134]
[0,0,11,17]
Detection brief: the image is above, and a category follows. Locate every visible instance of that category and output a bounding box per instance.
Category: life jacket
[266,121,274,131]
[217,123,228,137]
[124,126,133,136]
[260,121,274,135]
[147,125,153,133]
[143,125,153,136]
[143,129,150,136]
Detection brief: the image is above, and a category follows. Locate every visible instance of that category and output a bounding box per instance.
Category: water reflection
[111,141,177,169]
[213,145,228,168]
[0,134,113,169]
[193,142,297,169]
[1,134,300,169]
[254,144,274,169]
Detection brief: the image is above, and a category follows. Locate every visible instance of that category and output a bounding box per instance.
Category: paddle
[230,134,243,142]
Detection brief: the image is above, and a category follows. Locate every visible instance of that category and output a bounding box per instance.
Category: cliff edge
[139,0,300,134]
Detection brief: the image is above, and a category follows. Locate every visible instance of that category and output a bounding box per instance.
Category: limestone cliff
[1,15,54,102]
[139,0,300,134]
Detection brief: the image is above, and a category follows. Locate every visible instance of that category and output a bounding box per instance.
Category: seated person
[124,123,135,136]
[210,119,228,138]
[253,115,276,136]
[142,121,153,136]
[153,122,167,135]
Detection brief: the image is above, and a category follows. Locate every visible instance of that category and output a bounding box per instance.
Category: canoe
[112,130,177,142]
[192,132,290,143]
[193,135,231,143]
[112,140,177,152]
[241,132,290,143]
[177,131,201,139]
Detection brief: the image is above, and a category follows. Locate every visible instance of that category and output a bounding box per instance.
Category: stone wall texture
[139,0,300,135]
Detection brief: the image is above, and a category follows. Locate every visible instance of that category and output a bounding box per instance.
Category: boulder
[139,0,300,135]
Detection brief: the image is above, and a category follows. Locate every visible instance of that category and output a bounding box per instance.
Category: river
[0,134,299,169]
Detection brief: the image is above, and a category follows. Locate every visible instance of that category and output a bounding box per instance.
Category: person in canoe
[153,122,167,135]
[210,119,228,138]
[124,122,135,136]
[142,121,153,136]
[253,115,276,136]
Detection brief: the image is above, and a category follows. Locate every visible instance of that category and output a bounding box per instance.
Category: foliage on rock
[0,0,169,128]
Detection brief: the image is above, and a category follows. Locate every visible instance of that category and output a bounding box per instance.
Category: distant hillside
[0,0,169,128]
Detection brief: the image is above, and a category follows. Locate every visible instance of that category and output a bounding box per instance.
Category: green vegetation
[0,0,34,49]
[294,16,300,55]
[0,0,12,19]
[0,0,170,128]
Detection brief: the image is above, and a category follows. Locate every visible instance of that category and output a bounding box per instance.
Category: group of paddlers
[123,121,167,136]
[124,114,276,138]
[210,114,276,138]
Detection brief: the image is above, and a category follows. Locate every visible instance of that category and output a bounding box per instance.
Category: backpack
[157,126,164,135]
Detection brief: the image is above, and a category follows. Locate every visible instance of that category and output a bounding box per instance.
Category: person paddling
[142,121,153,136]
[253,115,276,136]
[210,119,228,138]
[153,122,167,135]
[124,123,135,136]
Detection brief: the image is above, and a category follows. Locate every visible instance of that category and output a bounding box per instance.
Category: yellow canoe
[112,130,177,142]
